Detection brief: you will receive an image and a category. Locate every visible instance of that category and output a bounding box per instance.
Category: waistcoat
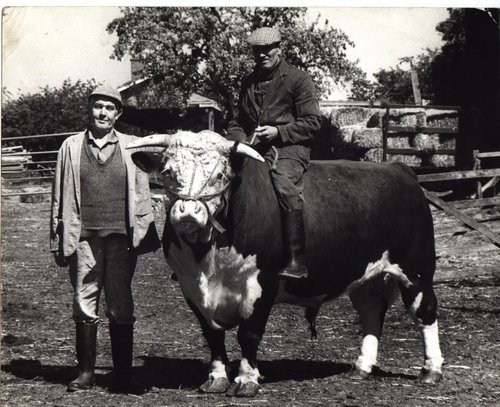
[80,139,127,237]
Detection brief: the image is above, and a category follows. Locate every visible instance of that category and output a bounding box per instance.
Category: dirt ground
[1,197,499,406]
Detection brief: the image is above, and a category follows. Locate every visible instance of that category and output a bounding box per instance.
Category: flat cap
[88,85,123,108]
[247,27,281,47]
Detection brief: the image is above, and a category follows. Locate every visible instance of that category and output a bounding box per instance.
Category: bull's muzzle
[170,200,208,232]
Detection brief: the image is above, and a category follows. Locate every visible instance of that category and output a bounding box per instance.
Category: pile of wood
[1,146,32,178]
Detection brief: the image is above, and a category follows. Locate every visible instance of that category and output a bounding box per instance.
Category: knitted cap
[247,27,281,46]
[88,85,123,108]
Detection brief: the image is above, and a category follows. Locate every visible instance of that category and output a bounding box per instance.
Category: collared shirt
[86,130,119,163]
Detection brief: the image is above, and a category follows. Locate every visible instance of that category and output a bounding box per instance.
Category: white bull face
[126,130,264,243]
[162,146,232,240]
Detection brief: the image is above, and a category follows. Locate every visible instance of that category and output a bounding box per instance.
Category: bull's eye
[209,172,225,186]
[162,168,171,177]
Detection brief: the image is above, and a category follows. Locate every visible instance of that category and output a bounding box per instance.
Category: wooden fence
[418,150,500,248]
[382,104,460,169]
[1,132,76,196]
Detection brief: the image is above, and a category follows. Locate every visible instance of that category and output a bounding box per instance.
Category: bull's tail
[354,251,414,289]
[305,305,320,340]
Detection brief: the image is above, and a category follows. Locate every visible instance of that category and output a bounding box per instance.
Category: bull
[127,130,443,397]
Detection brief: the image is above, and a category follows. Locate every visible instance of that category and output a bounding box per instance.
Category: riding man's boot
[109,323,145,394]
[278,209,309,279]
[67,322,97,392]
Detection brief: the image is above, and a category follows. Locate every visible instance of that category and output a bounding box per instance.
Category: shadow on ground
[2,356,417,392]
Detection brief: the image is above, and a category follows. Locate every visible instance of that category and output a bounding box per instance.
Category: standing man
[226,27,322,279]
[50,85,160,393]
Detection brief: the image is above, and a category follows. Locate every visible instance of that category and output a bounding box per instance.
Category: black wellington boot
[67,322,97,392]
[109,323,146,395]
[278,209,309,279]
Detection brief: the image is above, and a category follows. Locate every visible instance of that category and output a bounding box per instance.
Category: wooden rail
[2,132,77,142]
[382,105,460,164]
[418,168,500,182]
[422,188,500,248]
[419,150,500,248]
[387,126,458,134]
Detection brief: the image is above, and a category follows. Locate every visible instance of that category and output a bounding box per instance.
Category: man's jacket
[50,131,160,257]
[226,60,322,152]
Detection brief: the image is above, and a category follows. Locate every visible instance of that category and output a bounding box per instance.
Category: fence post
[382,105,390,162]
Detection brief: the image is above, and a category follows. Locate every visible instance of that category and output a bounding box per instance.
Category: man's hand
[54,251,68,267]
[254,125,279,143]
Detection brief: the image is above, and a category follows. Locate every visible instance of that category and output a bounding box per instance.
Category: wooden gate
[418,151,500,248]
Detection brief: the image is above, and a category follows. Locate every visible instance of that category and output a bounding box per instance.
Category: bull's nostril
[180,202,185,212]
[194,203,201,213]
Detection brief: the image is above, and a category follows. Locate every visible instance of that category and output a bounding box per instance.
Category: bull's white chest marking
[168,242,262,330]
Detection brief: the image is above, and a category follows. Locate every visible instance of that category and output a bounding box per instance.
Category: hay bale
[319,105,338,120]
[363,148,383,163]
[366,110,386,128]
[388,108,424,126]
[329,107,374,127]
[365,146,421,166]
[430,155,456,167]
[352,128,383,149]
[362,148,422,166]
[387,136,411,148]
[388,154,422,166]
[413,133,442,151]
[336,125,363,143]
[388,108,459,128]
[426,111,459,128]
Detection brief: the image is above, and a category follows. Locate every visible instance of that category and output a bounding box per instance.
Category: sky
[1,6,452,100]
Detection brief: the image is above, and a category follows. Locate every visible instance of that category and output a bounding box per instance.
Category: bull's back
[303,160,434,286]
[229,159,435,295]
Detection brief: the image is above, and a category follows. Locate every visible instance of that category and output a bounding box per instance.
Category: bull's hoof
[226,381,259,397]
[349,367,371,380]
[199,377,230,393]
[418,368,442,384]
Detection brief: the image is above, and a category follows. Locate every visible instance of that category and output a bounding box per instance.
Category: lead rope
[270,146,279,171]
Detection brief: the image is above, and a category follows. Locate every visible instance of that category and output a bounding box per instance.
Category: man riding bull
[226,27,322,279]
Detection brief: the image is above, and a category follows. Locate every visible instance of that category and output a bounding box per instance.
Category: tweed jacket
[50,130,160,257]
[226,60,322,159]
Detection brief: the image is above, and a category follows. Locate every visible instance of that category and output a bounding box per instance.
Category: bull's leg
[186,300,230,393]
[348,284,389,380]
[400,283,443,384]
[228,301,273,397]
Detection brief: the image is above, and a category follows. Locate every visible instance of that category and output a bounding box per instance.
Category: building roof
[118,77,221,111]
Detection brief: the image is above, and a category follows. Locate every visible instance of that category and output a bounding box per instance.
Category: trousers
[68,233,137,324]
[265,147,308,211]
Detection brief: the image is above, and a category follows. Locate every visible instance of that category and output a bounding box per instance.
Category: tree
[431,8,500,152]
[107,7,364,117]
[1,79,143,152]
[371,49,438,104]
[432,8,499,106]
[2,79,98,151]
[348,68,376,102]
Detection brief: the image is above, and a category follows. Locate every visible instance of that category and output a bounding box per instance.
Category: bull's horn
[126,134,173,149]
[231,142,265,162]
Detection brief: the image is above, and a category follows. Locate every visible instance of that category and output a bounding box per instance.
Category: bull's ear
[131,151,164,173]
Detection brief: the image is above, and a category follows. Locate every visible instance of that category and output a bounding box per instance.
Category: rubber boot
[278,209,309,279]
[109,323,145,394]
[67,322,97,392]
